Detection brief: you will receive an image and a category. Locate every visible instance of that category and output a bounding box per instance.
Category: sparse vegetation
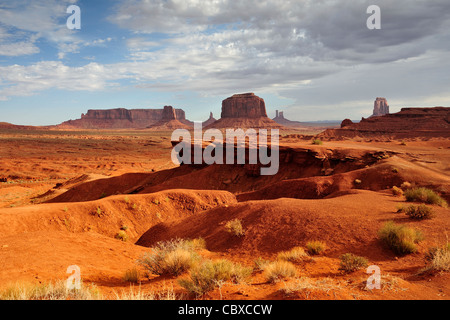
[122,267,141,283]
[404,187,447,207]
[280,277,339,298]
[422,243,450,273]
[400,181,412,190]
[354,179,362,185]
[115,230,128,242]
[0,280,101,300]
[253,257,270,272]
[277,247,309,263]
[92,206,103,217]
[138,238,202,277]
[120,225,129,231]
[312,139,323,145]
[391,186,403,196]
[403,204,435,220]
[263,261,297,283]
[338,253,368,273]
[378,221,424,255]
[178,259,252,296]
[306,241,326,255]
[391,167,399,173]
[225,218,245,237]
[400,140,407,146]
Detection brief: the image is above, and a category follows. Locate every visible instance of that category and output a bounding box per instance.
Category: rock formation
[372,98,390,117]
[319,107,450,139]
[206,93,283,129]
[59,107,192,129]
[202,112,217,127]
[147,106,192,130]
[221,93,267,118]
[272,110,304,127]
[341,119,354,128]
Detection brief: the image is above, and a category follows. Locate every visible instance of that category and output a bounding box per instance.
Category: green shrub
[225,219,245,237]
[178,259,252,296]
[338,253,368,273]
[378,221,423,255]
[306,241,326,255]
[404,204,435,220]
[312,139,323,145]
[404,187,447,207]
[263,261,297,283]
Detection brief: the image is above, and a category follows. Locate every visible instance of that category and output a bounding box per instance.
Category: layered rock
[372,98,389,117]
[221,93,267,118]
[202,112,217,127]
[207,93,283,129]
[272,110,303,127]
[59,107,192,129]
[319,107,450,139]
[147,106,192,130]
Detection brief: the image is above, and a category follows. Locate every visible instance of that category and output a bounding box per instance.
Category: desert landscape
[0,93,449,301]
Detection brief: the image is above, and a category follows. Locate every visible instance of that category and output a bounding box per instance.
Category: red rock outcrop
[341,119,354,128]
[59,107,192,129]
[221,93,267,118]
[207,93,283,129]
[372,98,389,117]
[272,110,304,127]
[202,112,217,127]
[319,107,450,139]
[147,106,192,130]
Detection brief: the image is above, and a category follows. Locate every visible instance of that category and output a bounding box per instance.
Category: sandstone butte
[206,93,283,129]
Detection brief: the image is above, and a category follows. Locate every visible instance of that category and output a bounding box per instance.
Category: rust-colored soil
[0,128,449,300]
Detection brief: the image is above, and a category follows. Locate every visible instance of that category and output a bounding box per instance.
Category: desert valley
[0,93,449,301]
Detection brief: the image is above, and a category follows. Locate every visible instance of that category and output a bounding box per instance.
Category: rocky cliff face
[319,107,450,139]
[60,107,190,129]
[221,93,268,118]
[372,98,389,117]
[207,93,283,129]
[202,112,217,127]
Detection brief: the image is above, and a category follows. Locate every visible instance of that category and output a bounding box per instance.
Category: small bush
[400,140,407,146]
[253,257,270,271]
[178,259,252,296]
[400,181,412,190]
[378,221,423,255]
[338,253,368,273]
[423,243,450,272]
[312,139,323,145]
[123,268,141,283]
[404,204,435,220]
[306,241,326,255]
[0,280,101,300]
[391,186,403,196]
[277,247,309,263]
[354,179,362,185]
[138,238,202,277]
[263,261,297,283]
[404,187,447,207]
[391,167,399,173]
[225,219,245,237]
[115,230,128,242]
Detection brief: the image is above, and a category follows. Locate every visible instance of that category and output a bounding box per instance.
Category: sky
[0,0,449,125]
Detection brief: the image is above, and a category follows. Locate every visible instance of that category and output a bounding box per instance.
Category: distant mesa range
[322,106,450,139]
[58,106,193,129]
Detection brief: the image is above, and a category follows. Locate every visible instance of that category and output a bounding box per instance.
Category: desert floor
[0,128,449,300]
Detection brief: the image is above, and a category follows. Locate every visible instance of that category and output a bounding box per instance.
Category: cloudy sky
[0,0,449,125]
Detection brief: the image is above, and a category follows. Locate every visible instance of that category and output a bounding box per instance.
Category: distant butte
[58,107,193,129]
[372,97,390,117]
[206,93,283,129]
[320,106,450,139]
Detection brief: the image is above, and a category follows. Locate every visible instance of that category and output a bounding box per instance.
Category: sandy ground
[0,128,449,300]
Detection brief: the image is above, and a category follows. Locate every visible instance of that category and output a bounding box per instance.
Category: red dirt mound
[0,189,236,242]
[136,190,450,260]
